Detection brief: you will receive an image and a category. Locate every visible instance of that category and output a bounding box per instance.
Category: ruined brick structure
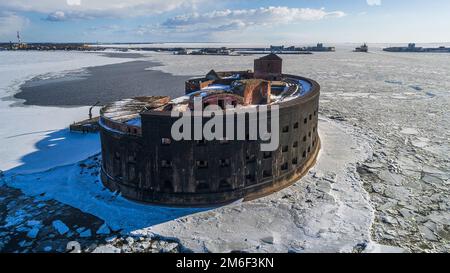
[99,54,321,206]
[253,53,283,80]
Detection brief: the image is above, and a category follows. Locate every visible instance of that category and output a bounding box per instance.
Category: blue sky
[0,0,449,43]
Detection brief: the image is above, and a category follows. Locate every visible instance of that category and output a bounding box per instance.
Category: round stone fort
[99,54,321,206]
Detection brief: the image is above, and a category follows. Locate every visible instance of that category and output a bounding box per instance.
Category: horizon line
[2,41,450,45]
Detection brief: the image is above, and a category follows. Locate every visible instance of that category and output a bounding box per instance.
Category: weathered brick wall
[254,59,282,80]
[242,80,271,105]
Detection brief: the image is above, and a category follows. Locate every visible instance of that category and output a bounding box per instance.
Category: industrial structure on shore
[0,31,104,51]
[98,54,321,206]
[383,43,450,53]
[172,43,335,56]
[304,43,335,52]
[1,42,103,51]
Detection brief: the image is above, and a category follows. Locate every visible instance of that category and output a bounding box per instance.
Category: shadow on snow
[3,129,211,233]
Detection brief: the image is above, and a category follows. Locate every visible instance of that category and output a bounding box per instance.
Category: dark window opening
[113,153,122,179]
[128,163,136,181]
[304,118,308,124]
[282,126,289,133]
[219,159,231,167]
[218,180,232,191]
[314,111,317,116]
[196,160,208,168]
[263,169,273,178]
[294,122,299,129]
[218,100,225,110]
[161,160,172,168]
[308,131,312,138]
[282,146,289,153]
[263,152,272,159]
[128,154,136,163]
[313,127,316,133]
[161,138,172,145]
[163,180,173,192]
[293,141,299,148]
[246,174,256,183]
[246,154,257,163]
[303,151,307,158]
[303,136,307,142]
[292,157,298,165]
[309,114,312,121]
[281,163,288,171]
[308,146,311,153]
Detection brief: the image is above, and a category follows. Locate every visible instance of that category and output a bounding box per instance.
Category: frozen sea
[0,45,449,253]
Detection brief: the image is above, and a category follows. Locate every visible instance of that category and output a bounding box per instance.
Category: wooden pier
[70,117,100,133]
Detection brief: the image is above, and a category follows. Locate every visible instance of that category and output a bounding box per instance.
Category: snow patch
[52,220,69,235]
[400,128,419,135]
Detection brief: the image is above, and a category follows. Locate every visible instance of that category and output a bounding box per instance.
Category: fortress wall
[185,79,215,94]
[100,76,320,206]
[100,117,142,136]
[100,129,144,193]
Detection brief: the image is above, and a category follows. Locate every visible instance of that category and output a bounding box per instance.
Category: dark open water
[15,53,192,107]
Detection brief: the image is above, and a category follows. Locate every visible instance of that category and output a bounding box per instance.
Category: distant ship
[354,43,368,53]
[383,43,450,53]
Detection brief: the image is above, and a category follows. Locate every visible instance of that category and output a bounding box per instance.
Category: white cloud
[367,0,381,6]
[162,6,346,33]
[0,12,29,38]
[46,11,69,21]
[66,0,81,6]
[0,0,205,20]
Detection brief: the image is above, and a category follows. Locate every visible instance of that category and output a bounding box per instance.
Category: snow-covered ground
[4,118,394,253]
[138,119,381,253]
[4,155,207,233]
